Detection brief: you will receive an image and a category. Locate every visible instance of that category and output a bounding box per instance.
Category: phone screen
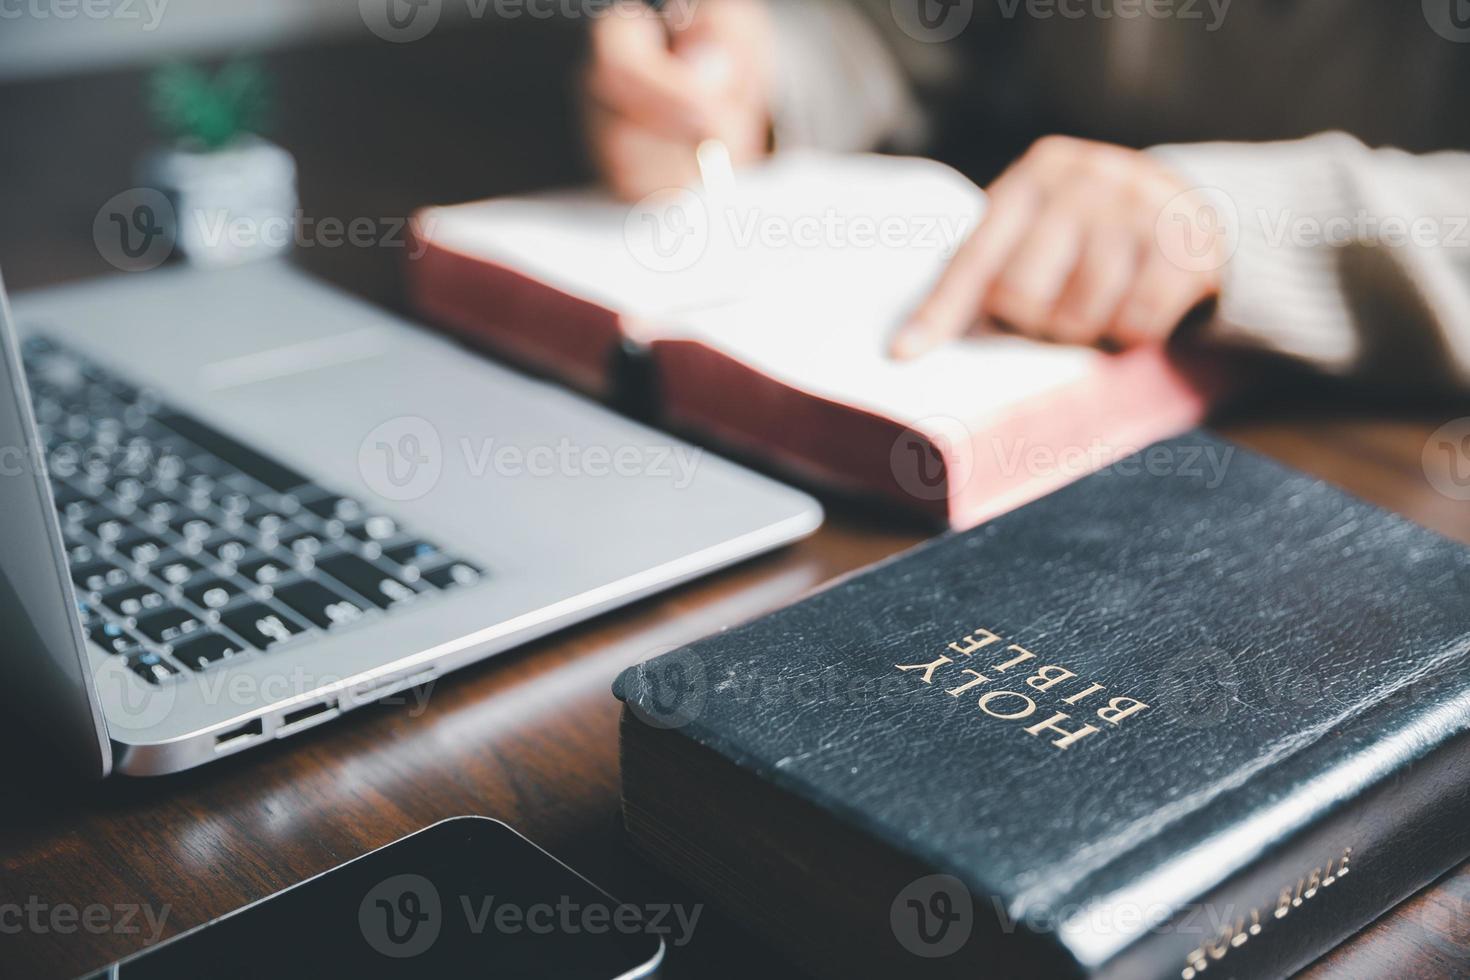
[107,818,663,979]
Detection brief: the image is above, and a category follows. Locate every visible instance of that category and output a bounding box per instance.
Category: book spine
[1079,695,1470,980]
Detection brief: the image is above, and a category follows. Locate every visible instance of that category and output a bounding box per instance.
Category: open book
[407,152,1222,527]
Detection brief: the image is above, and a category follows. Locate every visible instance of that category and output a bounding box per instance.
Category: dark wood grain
[2,24,1469,980]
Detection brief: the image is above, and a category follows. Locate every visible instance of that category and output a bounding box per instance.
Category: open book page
[419,188,728,316]
[421,151,1100,425]
[668,297,1099,427]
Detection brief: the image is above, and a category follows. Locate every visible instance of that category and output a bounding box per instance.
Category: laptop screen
[0,272,112,777]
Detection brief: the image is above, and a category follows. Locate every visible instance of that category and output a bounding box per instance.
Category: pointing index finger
[889,177,1038,359]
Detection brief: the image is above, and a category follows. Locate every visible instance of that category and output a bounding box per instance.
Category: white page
[421,152,1099,425]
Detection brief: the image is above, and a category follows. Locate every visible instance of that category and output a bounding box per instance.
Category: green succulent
[148,59,273,152]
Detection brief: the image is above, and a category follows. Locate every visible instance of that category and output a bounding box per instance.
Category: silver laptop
[0,262,821,777]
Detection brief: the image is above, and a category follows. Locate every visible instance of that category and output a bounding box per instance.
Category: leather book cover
[615,432,1470,979]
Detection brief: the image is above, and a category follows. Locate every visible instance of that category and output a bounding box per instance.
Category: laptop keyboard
[21,334,484,687]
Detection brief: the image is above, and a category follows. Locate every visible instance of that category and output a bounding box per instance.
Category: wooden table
[1,25,1468,980]
[1,410,1467,980]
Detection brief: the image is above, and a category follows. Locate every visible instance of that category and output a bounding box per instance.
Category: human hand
[582,0,775,201]
[891,136,1225,359]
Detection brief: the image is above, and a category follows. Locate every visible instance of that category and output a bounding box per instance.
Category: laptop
[0,261,822,778]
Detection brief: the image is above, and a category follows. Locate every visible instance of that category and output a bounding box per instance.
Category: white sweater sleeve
[1148,133,1470,393]
[763,0,936,153]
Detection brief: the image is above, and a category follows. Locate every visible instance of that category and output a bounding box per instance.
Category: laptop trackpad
[198,328,395,391]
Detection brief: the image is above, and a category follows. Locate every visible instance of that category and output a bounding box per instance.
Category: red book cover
[407,153,1227,527]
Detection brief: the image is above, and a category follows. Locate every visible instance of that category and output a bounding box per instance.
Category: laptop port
[342,669,437,709]
[277,700,340,737]
[213,718,264,752]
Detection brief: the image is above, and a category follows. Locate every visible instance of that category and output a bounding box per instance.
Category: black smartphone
[98,818,664,979]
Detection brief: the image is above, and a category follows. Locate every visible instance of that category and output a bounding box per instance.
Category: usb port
[278,700,340,737]
[213,718,264,752]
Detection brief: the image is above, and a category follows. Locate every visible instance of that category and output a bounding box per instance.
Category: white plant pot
[141,136,298,268]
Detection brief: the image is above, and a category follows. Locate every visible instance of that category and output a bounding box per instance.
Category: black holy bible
[614,433,1470,980]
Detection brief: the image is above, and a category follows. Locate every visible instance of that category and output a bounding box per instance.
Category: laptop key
[126,651,180,684]
[302,493,362,523]
[206,537,256,566]
[111,476,146,509]
[134,490,178,524]
[214,490,257,521]
[112,530,167,566]
[385,541,439,568]
[316,552,417,608]
[172,631,245,671]
[88,622,140,656]
[345,516,398,543]
[82,509,126,540]
[423,561,483,590]
[170,515,216,542]
[72,560,128,594]
[152,551,205,587]
[62,524,92,552]
[136,607,203,643]
[250,512,289,538]
[184,578,243,611]
[102,582,167,618]
[51,481,88,509]
[221,603,305,650]
[238,555,291,586]
[275,579,366,629]
[156,412,310,494]
[281,528,326,558]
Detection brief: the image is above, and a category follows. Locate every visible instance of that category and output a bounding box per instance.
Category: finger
[984,207,1083,338]
[676,40,736,96]
[890,176,1041,359]
[1048,226,1140,346]
[667,0,764,42]
[586,13,714,139]
[669,0,775,162]
[587,107,701,201]
[1107,250,1217,348]
[671,0,774,93]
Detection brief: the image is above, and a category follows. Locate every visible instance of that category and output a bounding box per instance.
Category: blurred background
[0,0,596,303]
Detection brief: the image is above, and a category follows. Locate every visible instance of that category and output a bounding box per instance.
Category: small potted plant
[141,59,298,267]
